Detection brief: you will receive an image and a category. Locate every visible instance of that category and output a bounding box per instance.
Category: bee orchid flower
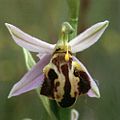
[5,20,109,107]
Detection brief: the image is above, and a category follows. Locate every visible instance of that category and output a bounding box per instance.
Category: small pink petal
[8,54,51,98]
[87,89,97,97]
[73,56,100,98]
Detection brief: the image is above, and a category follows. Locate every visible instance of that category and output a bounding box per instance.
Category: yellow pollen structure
[65,52,69,61]
[65,45,70,61]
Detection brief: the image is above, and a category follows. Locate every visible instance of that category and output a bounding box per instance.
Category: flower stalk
[54,0,80,120]
[67,0,80,40]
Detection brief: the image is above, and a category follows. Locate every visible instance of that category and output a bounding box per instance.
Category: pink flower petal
[69,21,109,53]
[8,54,51,98]
[5,23,55,54]
[73,56,100,98]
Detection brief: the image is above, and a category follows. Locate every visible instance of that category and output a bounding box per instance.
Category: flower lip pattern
[5,20,109,99]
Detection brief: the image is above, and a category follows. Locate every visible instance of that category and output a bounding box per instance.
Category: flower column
[57,0,80,120]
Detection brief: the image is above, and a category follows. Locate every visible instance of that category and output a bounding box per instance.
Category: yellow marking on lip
[69,62,80,97]
[65,52,69,61]
[65,44,71,61]
[72,61,82,70]
[54,73,66,102]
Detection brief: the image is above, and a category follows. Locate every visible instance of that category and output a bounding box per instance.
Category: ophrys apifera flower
[5,21,109,108]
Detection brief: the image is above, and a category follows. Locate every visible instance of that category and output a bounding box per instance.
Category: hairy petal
[73,56,100,98]
[5,23,55,54]
[69,21,109,53]
[8,54,51,98]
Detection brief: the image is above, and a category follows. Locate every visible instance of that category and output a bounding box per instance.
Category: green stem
[50,1,80,120]
[67,0,80,40]
[36,89,57,120]
[50,100,60,119]
[50,100,71,120]
[67,0,80,20]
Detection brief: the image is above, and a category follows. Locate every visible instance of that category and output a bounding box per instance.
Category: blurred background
[0,0,120,120]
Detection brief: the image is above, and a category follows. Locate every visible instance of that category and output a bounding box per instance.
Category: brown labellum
[40,51,91,108]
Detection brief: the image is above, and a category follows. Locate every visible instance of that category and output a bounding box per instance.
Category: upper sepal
[5,23,55,54]
[69,20,109,53]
